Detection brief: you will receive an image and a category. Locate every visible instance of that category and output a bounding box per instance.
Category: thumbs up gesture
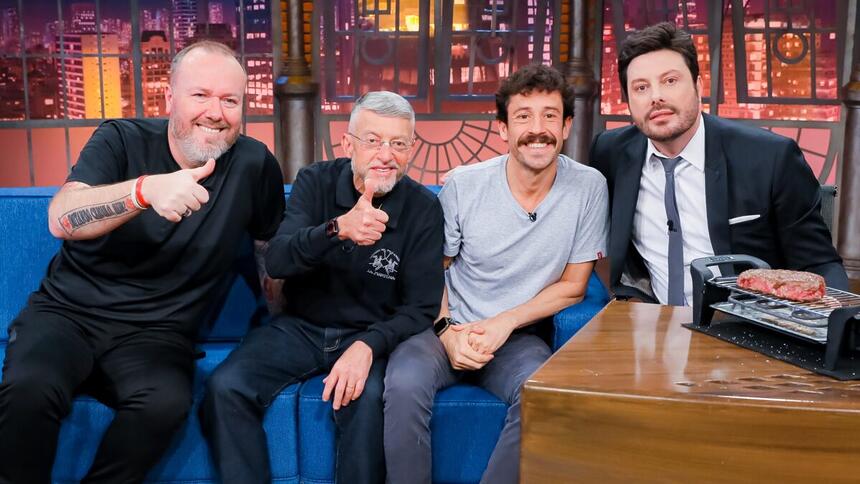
[336,178,390,246]
[140,158,216,222]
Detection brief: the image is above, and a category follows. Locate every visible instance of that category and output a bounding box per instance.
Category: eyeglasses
[346,132,413,153]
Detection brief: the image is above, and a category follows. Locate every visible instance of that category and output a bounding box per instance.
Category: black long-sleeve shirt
[266,158,444,358]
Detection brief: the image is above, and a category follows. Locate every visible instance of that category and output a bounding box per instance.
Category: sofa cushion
[0,343,300,483]
[297,374,506,484]
[552,272,610,350]
[0,188,60,340]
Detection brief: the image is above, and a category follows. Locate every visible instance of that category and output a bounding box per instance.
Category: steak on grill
[736,269,825,302]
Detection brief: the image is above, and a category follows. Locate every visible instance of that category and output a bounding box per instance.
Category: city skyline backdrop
[0,0,849,188]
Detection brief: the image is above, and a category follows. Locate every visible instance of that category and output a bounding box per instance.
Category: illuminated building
[57,33,122,119]
[71,3,96,33]
[209,2,224,24]
[173,0,197,49]
[1,7,20,52]
[0,59,23,120]
[241,0,272,114]
[28,57,60,119]
[141,31,171,117]
[143,9,170,33]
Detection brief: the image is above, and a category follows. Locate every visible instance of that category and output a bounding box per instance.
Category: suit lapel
[611,134,647,283]
[703,114,732,256]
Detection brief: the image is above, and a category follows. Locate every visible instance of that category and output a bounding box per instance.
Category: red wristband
[135,175,150,209]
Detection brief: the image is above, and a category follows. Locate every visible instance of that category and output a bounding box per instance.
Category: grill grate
[709,276,860,319]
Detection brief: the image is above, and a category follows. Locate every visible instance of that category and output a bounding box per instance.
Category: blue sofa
[0,186,609,483]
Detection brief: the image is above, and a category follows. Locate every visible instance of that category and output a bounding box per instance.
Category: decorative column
[837,63,860,279]
[562,0,598,164]
[276,0,317,182]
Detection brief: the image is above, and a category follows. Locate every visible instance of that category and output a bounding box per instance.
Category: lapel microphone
[667,220,675,232]
[528,212,537,222]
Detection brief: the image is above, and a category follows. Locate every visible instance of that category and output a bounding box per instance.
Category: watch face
[434,317,452,336]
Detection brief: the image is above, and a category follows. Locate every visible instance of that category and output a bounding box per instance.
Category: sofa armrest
[551,272,609,351]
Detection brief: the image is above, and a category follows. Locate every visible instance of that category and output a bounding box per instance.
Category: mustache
[647,103,676,119]
[518,133,557,146]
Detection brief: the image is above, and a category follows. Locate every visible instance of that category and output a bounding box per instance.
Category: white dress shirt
[631,114,716,305]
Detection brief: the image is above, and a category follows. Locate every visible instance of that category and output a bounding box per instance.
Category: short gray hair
[348,91,415,133]
[170,40,245,86]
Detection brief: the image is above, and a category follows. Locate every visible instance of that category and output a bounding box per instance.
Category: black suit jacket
[590,113,847,302]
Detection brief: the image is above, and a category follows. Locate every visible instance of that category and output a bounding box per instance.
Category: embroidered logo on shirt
[368,248,399,280]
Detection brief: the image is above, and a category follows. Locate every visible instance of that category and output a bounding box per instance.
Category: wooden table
[521,301,860,483]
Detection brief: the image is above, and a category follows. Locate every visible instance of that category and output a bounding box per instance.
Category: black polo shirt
[36,119,285,337]
[265,158,444,358]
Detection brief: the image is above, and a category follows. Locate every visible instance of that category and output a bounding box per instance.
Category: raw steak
[736,269,825,302]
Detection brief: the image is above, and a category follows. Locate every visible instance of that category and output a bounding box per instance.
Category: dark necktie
[655,154,685,306]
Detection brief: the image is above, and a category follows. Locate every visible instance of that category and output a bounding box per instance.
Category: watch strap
[325,217,339,238]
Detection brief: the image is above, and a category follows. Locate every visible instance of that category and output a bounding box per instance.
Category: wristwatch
[434,316,455,336]
[325,217,339,238]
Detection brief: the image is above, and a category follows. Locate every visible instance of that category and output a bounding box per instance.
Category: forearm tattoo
[59,196,136,235]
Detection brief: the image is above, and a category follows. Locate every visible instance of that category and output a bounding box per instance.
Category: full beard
[170,118,237,166]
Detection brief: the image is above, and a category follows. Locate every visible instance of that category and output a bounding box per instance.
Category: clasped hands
[440,314,517,371]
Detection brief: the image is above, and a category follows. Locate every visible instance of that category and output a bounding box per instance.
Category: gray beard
[170,119,231,166]
[352,159,400,195]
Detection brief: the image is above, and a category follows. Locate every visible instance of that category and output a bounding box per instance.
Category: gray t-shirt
[439,153,608,323]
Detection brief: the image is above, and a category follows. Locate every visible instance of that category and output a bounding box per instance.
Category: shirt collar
[335,158,407,229]
[645,113,706,172]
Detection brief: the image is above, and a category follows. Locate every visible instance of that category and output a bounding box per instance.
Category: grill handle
[691,255,771,326]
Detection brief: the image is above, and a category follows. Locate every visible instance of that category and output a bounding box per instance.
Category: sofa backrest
[0,188,62,338]
[0,187,293,344]
[0,184,605,347]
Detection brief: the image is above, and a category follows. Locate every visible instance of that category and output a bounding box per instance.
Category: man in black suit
[590,21,847,305]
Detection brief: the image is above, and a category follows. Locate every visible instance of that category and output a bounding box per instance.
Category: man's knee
[336,363,387,422]
[136,384,192,431]
[204,361,253,405]
[384,358,425,399]
[384,334,439,404]
[0,367,75,417]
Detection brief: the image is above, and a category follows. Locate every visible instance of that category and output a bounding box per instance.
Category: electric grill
[684,255,860,380]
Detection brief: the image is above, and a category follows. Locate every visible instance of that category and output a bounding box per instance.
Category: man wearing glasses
[200,91,444,484]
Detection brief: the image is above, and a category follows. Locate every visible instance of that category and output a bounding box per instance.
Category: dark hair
[495,64,574,124]
[617,22,699,100]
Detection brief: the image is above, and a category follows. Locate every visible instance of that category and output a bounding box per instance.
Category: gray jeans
[383,328,551,484]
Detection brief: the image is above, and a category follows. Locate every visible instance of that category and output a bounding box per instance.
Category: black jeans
[0,301,195,484]
[200,314,387,484]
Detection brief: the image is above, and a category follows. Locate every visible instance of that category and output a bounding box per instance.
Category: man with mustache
[0,41,285,482]
[590,22,847,306]
[383,64,608,484]
[200,91,444,484]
